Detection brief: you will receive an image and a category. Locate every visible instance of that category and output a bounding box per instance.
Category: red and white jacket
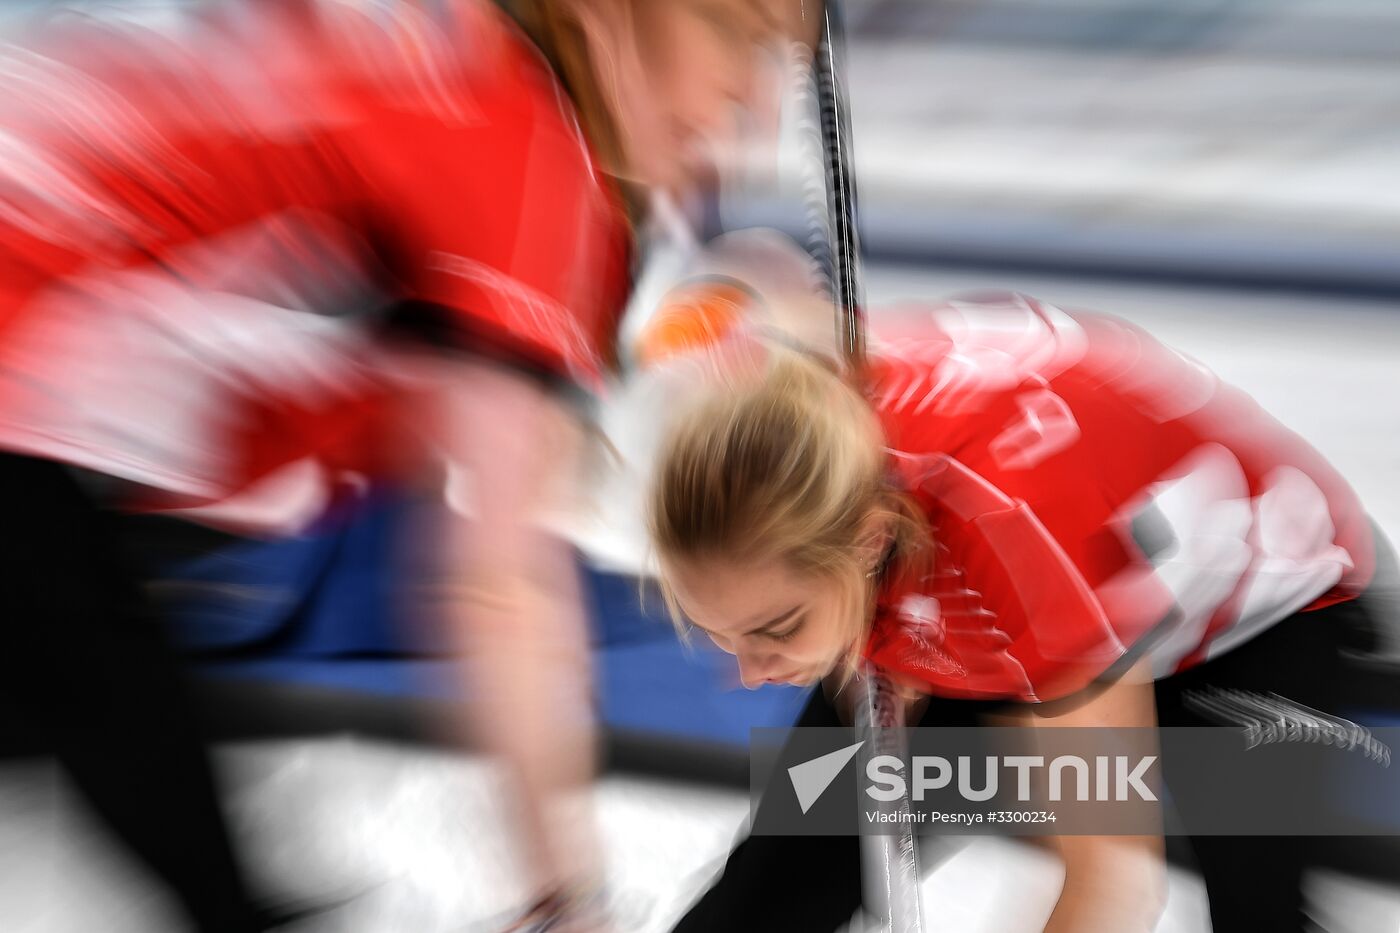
[863,292,1374,701]
[0,0,630,508]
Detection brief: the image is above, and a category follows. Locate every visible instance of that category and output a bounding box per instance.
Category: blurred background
[1,1,1397,930]
[734,0,1400,295]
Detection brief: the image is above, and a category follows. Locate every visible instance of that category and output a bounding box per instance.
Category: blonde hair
[648,349,929,680]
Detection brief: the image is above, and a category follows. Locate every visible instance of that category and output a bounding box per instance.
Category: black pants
[674,583,1394,933]
[0,454,262,932]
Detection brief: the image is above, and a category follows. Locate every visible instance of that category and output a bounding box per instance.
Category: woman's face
[666,554,855,689]
[622,0,795,191]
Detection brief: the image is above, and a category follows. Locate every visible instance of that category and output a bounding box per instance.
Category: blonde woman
[647,289,1392,932]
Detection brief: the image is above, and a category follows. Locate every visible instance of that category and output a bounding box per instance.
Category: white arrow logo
[788,741,865,814]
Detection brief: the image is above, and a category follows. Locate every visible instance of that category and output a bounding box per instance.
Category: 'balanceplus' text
[866,755,1158,803]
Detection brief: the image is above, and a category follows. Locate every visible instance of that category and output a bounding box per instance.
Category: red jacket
[0,0,629,502]
[864,292,1373,701]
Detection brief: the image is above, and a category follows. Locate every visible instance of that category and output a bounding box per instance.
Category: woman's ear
[855,507,894,574]
[763,0,825,52]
